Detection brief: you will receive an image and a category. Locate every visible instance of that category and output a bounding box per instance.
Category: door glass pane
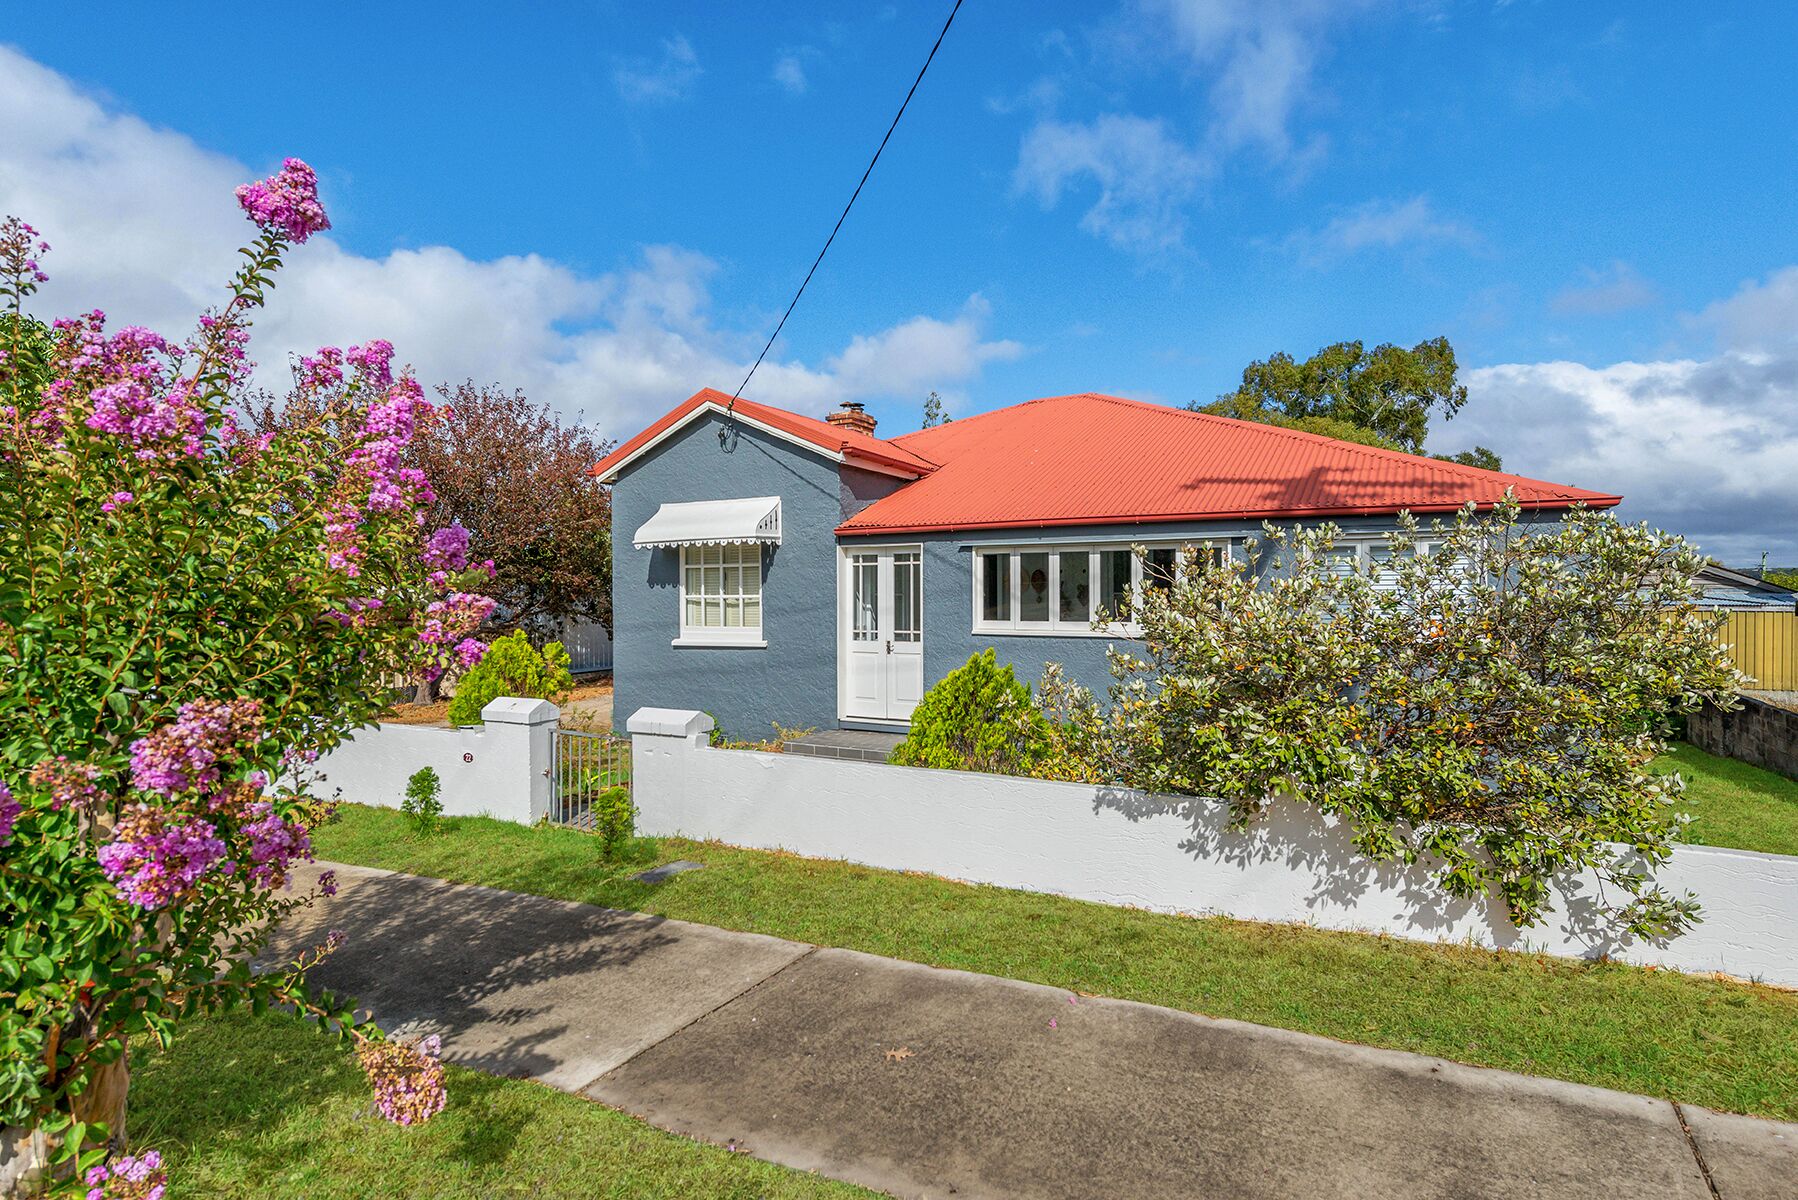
[1058,551,1090,624]
[1097,549,1132,620]
[1019,552,1051,623]
[852,555,878,641]
[980,553,1010,623]
[894,553,920,642]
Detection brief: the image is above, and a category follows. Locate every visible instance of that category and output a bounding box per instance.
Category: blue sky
[5,3,1797,560]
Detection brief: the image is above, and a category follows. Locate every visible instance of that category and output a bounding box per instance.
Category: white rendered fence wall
[304,697,558,825]
[628,708,1798,988]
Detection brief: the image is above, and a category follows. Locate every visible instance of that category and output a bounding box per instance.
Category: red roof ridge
[896,390,1611,500]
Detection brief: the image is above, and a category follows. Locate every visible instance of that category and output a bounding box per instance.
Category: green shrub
[889,649,1051,774]
[401,766,444,836]
[1040,498,1743,940]
[593,786,635,858]
[446,630,573,725]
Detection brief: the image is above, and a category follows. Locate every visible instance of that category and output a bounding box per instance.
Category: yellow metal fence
[1719,610,1798,690]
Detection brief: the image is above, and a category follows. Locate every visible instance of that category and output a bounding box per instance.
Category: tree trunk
[0,1059,128,1199]
[413,674,440,705]
[0,1126,50,1199]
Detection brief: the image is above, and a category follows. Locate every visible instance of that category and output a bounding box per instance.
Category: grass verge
[314,802,1798,1122]
[1659,741,1798,857]
[131,1009,872,1199]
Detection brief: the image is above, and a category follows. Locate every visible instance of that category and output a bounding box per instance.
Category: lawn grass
[131,1009,872,1199]
[314,803,1798,1122]
[1658,740,1798,857]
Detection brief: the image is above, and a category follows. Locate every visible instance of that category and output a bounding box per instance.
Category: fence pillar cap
[627,707,714,738]
[481,697,561,726]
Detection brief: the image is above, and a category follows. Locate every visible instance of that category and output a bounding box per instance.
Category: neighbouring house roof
[1695,563,1798,611]
[590,388,937,482]
[837,393,1621,535]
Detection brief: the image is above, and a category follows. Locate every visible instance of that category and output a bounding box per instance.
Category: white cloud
[1012,114,1209,254]
[613,34,702,105]
[1143,0,1381,157]
[1550,261,1658,316]
[1696,264,1798,355]
[1010,1,1391,254]
[0,46,1020,438]
[1282,195,1478,265]
[771,51,809,96]
[1440,268,1798,562]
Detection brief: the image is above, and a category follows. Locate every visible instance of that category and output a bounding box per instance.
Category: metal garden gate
[549,728,631,829]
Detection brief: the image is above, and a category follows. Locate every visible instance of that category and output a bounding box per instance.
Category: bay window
[972,541,1230,635]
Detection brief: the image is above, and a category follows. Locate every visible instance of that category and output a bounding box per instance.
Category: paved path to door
[264,862,1796,1200]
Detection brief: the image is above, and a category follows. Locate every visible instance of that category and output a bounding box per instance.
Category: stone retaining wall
[1688,693,1798,781]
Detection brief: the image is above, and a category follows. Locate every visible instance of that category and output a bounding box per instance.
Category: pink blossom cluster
[234,158,330,244]
[28,756,104,811]
[319,376,438,577]
[0,215,50,284]
[324,596,386,628]
[96,805,228,909]
[346,339,396,389]
[0,778,16,848]
[238,799,314,889]
[421,522,471,572]
[190,312,254,389]
[101,491,135,513]
[129,698,264,797]
[416,591,496,681]
[84,1149,167,1200]
[358,1034,448,1126]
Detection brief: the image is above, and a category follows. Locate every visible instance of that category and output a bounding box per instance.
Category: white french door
[840,545,924,723]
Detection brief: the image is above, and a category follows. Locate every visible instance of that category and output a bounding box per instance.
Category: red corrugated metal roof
[590,388,937,481]
[835,392,1621,535]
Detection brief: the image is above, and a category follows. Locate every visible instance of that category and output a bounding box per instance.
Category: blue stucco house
[592,388,1621,739]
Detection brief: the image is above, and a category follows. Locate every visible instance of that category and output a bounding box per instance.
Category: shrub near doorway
[889,650,1050,774]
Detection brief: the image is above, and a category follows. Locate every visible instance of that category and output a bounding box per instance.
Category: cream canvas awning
[632,496,782,549]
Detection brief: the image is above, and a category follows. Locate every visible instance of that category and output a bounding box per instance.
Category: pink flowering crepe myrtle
[233,157,331,244]
[1,156,481,1160]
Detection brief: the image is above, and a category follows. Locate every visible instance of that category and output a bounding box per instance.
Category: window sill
[970,625,1140,639]
[672,635,768,649]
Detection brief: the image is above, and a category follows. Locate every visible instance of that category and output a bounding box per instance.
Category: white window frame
[969,540,1233,638]
[673,542,768,648]
[1310,536,1442,592]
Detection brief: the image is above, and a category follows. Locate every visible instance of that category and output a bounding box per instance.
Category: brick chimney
[825,400,877,437]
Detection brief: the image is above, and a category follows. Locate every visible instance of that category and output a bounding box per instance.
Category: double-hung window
[972,541,1229,636]
[1313,538,1441,591]
[678,543,764,645]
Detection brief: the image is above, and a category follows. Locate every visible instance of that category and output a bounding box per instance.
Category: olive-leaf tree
[1041,497,1743,939]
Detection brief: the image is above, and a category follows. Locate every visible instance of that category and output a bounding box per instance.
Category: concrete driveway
[263,862,1796,1199]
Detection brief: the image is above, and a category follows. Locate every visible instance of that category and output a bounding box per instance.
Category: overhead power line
[725,0,966,418]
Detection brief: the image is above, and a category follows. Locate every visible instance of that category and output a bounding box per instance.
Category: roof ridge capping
[591,387,936,482]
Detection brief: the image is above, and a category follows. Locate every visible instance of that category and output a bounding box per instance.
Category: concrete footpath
[263,863,1797,1199]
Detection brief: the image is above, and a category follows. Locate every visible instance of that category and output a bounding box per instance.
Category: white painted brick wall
[629,708,1798,988]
